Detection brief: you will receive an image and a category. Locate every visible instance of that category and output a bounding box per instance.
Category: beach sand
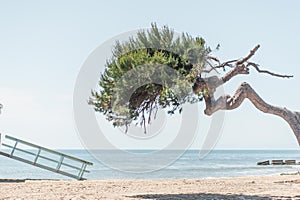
[0,175,300,199]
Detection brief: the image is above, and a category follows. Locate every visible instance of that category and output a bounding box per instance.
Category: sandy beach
[0,175,299,199]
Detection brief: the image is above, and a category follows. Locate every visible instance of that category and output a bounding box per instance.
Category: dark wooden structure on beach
[257,159,298,166]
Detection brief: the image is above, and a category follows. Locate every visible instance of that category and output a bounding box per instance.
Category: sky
[0,0,300,150]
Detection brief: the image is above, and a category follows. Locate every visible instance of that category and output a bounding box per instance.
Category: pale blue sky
[0,0,300,149]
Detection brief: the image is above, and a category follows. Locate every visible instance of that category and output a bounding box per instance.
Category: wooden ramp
[0,134,93,180]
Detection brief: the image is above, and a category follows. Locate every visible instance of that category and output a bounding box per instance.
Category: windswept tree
[89,23,300,145]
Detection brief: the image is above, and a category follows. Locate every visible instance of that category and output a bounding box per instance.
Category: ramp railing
[0,134,93,180]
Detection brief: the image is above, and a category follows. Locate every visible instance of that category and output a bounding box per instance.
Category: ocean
[0,150,299,180]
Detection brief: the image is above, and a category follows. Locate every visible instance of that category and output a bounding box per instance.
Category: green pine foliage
[89,23,211,129]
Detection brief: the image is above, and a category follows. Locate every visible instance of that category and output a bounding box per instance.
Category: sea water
[0,150,299,180]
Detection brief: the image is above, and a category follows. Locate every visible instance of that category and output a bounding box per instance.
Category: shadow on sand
[0,179,26,183]
[0,179,64,183]
[128,193,296,200]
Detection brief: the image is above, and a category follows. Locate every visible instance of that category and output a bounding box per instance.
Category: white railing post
[33,148,41,164]
[56,155,64,171]
[10,141,18,156]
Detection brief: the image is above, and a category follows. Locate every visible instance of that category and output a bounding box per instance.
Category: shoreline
[0,171,297,182]
[0,174,300,199]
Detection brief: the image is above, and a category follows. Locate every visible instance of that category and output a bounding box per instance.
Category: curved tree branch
[203,82,300,145]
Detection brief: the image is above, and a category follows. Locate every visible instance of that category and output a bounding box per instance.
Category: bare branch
[202,60,221,74]
[199,44,293,92]
[206,56,221,65]
[203,57,237,74]
[247,62,293,78]
[219,59,238,68]
[203,45,260,74]
[221,64,249,83]
[236,44,260,65]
